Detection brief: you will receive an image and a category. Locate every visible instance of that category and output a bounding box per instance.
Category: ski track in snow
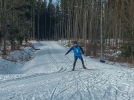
[0,41,134,100]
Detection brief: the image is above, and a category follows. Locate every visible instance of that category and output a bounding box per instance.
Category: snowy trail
[0,41,134,100]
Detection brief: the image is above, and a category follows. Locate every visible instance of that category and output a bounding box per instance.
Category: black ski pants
[73,56,84,70]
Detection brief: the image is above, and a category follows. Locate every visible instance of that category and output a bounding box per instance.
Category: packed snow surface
[0,41,134,100]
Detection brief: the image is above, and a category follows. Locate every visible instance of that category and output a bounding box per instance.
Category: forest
[0,0,134,65]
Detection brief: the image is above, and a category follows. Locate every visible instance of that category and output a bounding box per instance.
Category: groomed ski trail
[0,41,134,100]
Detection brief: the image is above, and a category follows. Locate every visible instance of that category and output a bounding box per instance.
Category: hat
[73,41,77,44]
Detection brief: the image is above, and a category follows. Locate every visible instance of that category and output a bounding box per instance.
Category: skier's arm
[65,46,73,55]
[80,46,84,54]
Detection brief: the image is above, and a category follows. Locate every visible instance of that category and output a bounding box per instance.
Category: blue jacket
[65,45,84,56]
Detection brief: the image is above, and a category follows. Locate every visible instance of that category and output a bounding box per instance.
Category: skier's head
[73,41,78,46]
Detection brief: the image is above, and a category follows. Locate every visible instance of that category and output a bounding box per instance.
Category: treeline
[0,0,32,54]
[0,0,134,64]
[0,0,59,55]
[56,0,134,64]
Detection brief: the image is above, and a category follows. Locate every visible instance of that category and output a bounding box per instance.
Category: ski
[68,68,94,72]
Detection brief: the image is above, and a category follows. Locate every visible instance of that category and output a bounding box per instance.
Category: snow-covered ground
[0,41,134,100]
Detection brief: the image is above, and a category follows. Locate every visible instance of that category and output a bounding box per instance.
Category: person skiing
[65,41,87,71]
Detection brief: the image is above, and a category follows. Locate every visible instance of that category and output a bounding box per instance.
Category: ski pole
[65,55,72,62]
[84,56,87,65]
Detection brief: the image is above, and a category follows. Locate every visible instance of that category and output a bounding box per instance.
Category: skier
[65,41,87,71]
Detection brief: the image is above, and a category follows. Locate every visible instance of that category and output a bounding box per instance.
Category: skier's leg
[73,56,78,71]
[79,56,87,69]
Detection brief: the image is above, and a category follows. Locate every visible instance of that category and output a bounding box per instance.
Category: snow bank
[0,41,37,74]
